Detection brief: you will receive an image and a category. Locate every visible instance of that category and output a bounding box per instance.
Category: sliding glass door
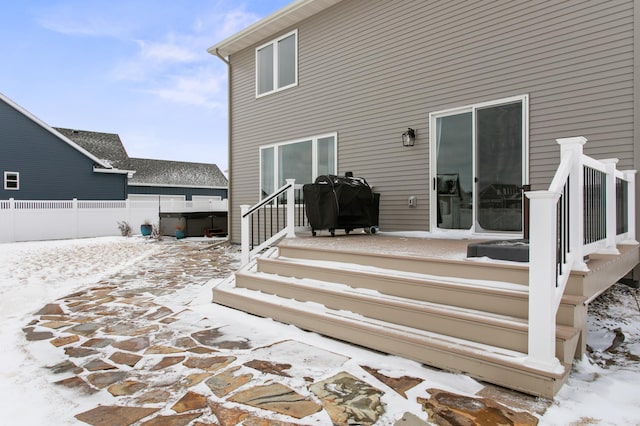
[433,112,473,230]
[431,96,527,233]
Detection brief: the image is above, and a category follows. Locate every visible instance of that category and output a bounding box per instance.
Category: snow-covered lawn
[0,237,639,425]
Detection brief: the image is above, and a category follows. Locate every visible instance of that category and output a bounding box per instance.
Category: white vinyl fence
[0,198,228,243]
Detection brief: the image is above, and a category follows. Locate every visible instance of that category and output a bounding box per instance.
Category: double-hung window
[4,172,19,190]
[260,133,336,198]
[256,30,297,97]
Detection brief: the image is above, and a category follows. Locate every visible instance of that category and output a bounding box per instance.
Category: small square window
[4,172,19,190]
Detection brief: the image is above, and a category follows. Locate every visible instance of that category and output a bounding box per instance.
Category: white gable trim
[93,167,135,178]
[128,182,228,190]
[208,0,341,58]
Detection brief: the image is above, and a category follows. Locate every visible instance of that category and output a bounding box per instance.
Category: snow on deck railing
[525,136,637,371]
[240,179,296,265]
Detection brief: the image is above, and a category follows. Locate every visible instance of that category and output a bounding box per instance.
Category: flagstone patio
[23,239,543,425]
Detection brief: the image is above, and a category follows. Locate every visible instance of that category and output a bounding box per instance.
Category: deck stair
[213,236,590,398]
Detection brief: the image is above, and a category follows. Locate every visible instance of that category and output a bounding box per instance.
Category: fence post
[240,205,250,265]
[285,179,296,238]
[601,159,620,254]
[72,198,79,238]
[525,190,562,372]
[9,198,16,242]
[557,137,587,271]
[623,170,637,243]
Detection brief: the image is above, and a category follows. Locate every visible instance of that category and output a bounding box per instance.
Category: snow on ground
[0,237,162,424]
[0,236,639,425]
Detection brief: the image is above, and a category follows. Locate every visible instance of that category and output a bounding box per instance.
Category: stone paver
[205,366,252,397]
[50,334,80,347]
[171,391,209,413]
[75,406,159,426]
[362,365,423,398]
[309,371,385,425]
[23,239,542,425]
[230,383,322,418]
[418,389,539,425]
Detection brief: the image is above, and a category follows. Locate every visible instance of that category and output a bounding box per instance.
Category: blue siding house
[0,92,131,200]
[1,91,228,203]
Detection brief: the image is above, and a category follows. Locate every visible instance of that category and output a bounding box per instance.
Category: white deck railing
[525,136,637,371]
[240,179,296,265]
[238,138,637,372]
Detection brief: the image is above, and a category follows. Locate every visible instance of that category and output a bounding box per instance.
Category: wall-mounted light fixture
[402,128,416,147]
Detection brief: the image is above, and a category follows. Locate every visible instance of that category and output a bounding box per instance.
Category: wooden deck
[213,231,639,398]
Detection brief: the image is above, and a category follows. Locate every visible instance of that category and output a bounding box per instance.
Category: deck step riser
[213,286,568,399]
[278,245,531,285]
[236,271,578,364]
[258,258,584,329]
[216,238,637,398]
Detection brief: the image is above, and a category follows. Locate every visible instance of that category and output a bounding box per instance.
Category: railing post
[601,159,620,254]
[557,136,587,271]
[285,179,296,238]
[240,205,250,265]
[525,190,562,372]
[623,170,637,243]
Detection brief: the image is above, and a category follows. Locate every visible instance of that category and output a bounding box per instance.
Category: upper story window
[4,171,19,190]
[256,30,298,97]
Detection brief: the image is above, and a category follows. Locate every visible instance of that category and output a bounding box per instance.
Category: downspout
[633,0,640,277]
[213,48,233,243]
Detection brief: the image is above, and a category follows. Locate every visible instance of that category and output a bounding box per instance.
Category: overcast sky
[0,0,292,172]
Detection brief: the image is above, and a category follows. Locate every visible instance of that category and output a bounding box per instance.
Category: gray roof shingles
[55,128,129,167]
[56,127,227,188]
[126,158,227,187]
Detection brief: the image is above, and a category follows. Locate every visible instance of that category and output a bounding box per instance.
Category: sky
[0,0,292,172]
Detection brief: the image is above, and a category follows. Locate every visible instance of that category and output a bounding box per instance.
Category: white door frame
[429,94,529,235]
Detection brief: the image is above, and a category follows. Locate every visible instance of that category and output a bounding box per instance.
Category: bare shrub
[117,221,132,237]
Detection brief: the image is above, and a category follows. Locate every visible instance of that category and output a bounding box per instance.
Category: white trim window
[256,30,298,97]
[4,171,19,190]
[260,133,337,198]
[429,94,529,234]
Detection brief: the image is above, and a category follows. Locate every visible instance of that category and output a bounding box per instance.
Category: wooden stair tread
[215,278,569,381]
[238,268,580,340]
[261,254,587,307]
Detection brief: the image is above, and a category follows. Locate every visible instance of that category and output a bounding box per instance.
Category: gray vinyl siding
[0,99,127,200]
[228,0,636,242]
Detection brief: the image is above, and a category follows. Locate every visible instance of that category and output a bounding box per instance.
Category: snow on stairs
[213,241,584,398]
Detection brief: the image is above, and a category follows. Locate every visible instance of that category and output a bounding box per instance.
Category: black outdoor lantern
[402,128,416,146]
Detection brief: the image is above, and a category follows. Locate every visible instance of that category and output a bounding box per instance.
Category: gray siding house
[0,93,130,200]
[205,0,639,398]
[209,0,639,243]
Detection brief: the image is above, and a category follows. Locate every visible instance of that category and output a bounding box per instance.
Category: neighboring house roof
[127,158,228,189]
[59,127,228,189]
[208,0,341,57]
[0,92,125,173]
[55,128,129,168]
